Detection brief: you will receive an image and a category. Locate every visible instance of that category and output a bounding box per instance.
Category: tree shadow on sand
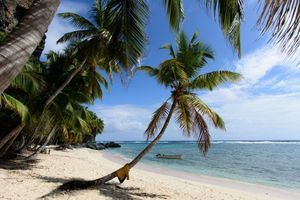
[98,183,168,200]
[40,177,168,200]
[0,155,39,170]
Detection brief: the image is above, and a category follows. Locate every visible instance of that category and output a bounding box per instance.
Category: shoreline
[1,147,300,200]
[102,150,300,200]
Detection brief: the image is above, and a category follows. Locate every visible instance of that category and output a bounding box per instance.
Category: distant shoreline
[97,140,300,143]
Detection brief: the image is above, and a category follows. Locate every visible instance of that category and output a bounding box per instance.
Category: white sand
[0,147,299,200]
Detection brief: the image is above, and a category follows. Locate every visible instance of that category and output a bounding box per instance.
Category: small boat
[156,153,182,159]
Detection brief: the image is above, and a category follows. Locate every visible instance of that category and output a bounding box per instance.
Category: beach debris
[116,163,130,183]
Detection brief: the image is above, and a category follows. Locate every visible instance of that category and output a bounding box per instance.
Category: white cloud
[235,45,294,88]
[212,92,300,140]
[200,45,300,140]
[91,104,187,141]
[43,1,90,54]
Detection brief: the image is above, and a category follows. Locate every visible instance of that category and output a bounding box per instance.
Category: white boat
[156,153,182,159]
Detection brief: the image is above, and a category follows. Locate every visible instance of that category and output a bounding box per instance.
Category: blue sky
[44,0,300,141]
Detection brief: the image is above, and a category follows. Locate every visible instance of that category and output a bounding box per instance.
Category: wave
[101,140,300,145]
[212,141,300,144]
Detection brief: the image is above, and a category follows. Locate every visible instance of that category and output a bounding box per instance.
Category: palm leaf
[58,12,97,30]
[175,95,194,136]
[257,0,300,55]
[202,0,244,56]
[160,44,176,58]
[189,95,225,129]
[136,66,159,76]
[193,109,210,154]
[105,0,149,68]
[57,30,97,44]
[0,94,29,123]
[158,59,189,87]
[145,101,170,139]
[190,70,241,90]
[162,0,184,31]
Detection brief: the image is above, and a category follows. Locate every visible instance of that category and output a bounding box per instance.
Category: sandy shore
[0,148,299,200]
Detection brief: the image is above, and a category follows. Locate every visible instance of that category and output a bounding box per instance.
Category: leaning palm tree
[0,0,60,94]
[58,31,241,190]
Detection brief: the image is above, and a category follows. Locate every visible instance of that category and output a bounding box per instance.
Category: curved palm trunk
[59,98,177,190]
[0,123,25,157]
[44,58,87,107]
[27,125,57,159]
[0,0,60,94]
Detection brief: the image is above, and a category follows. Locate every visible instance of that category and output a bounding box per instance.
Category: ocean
[106,141,300,191]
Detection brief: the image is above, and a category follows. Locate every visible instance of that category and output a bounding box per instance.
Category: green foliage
[0,94,29,123]
[1,51,106,147]
[0,31,6,42]
[58,0,149,70]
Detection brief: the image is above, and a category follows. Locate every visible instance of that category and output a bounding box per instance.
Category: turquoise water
[107,141,300,191]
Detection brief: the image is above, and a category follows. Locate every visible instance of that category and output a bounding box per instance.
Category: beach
[0,148,299,200]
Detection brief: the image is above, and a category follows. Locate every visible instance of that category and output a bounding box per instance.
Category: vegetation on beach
[0,0,242,159]
[0,0,299,193]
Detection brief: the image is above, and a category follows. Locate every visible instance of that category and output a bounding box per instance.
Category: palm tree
[0,0,60,94]
[25,51,108,156]
[30,0,149,123]
[27,95,103,159]
[58,31,241,190]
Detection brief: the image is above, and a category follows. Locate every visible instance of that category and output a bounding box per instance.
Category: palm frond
[58,12,97,30]
[160,44,176,58]
[145,101,170,139]
[189,95,225,129]
[193,109,211,154]
[190,70,241,90]
[190,32,199,44]
[11,75,43,96]
[158,59,188,87]
[175,95,194,136]
[57,30,97,44]
[0,94,29,123]
[136,66,159,76]
[162,0,184,31]
[202,0,244,56]
[105,0,149,68]
[90,0,105,27]
[257,0,300,55]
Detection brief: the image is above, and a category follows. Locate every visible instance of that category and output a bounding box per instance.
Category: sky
[43,0,300,141]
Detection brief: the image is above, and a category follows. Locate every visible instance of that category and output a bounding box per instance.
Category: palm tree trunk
[44,58,87,107]
[59,98,177,190]
[0,123,25,157]
[0,0,60,94]
[27,125,57,159]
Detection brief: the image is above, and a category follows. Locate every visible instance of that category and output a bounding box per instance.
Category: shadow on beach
[98,183,168,200]
[0,155,39,170]
[40,176,168,200]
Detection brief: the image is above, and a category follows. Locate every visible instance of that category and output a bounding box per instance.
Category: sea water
[106,141,300,191]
